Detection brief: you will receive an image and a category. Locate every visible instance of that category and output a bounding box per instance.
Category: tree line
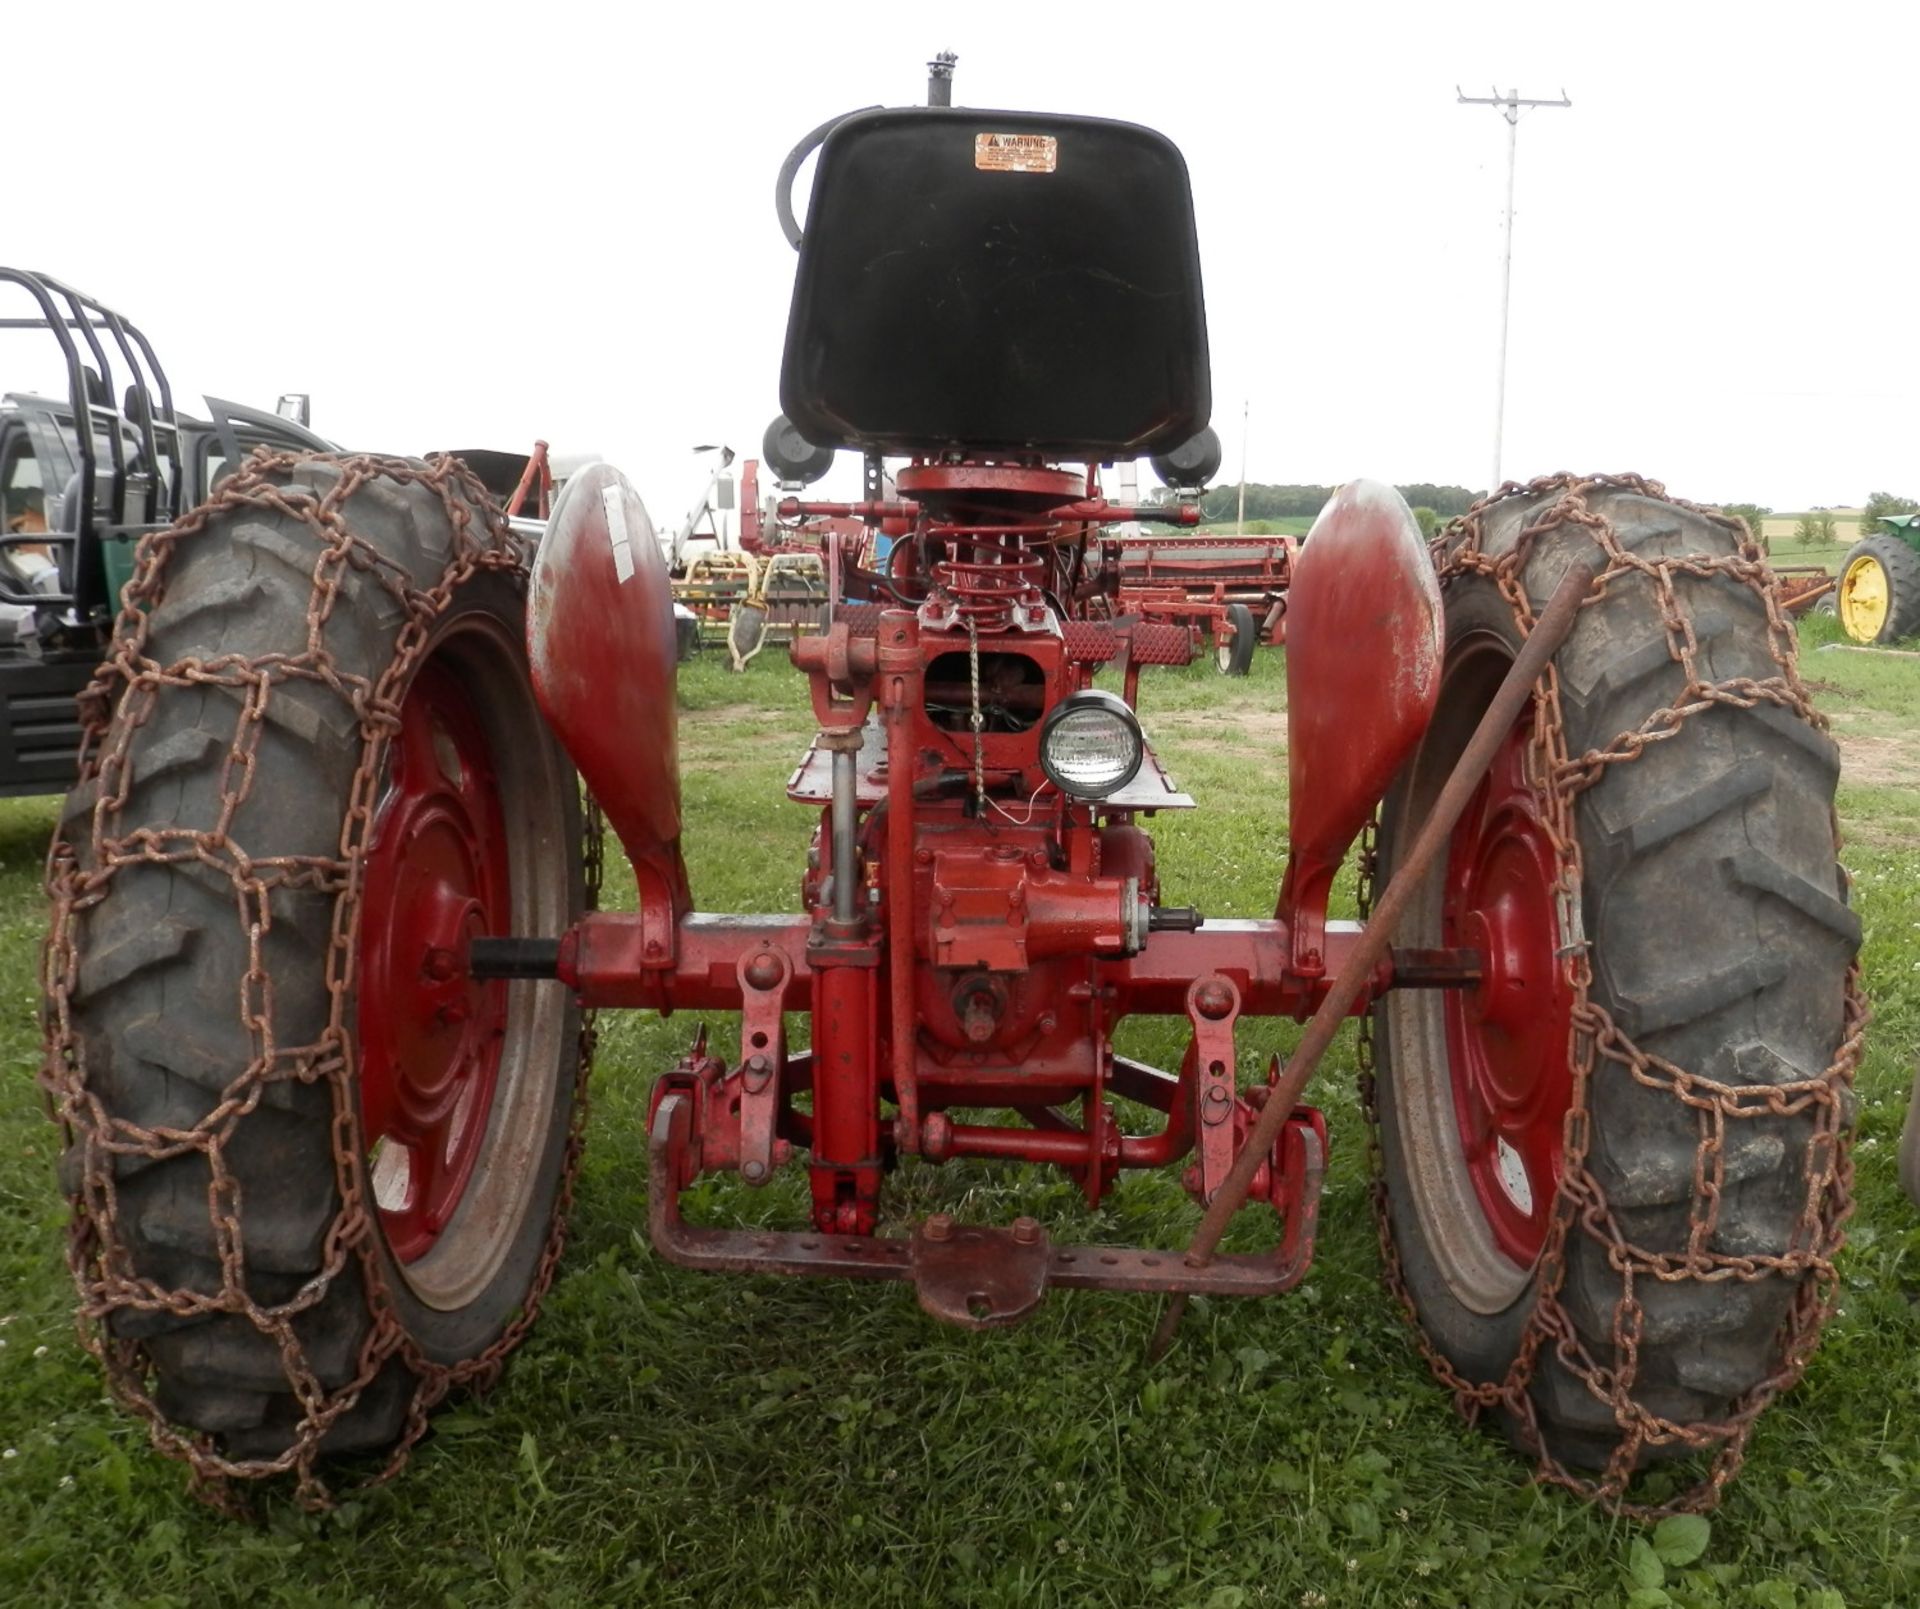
[1716,492,1917,552]
[1196,482,1479,523]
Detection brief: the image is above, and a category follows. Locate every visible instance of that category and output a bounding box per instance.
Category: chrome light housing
[1039,689,1144,800]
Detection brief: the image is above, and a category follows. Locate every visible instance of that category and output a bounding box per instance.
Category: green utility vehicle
[0,267,330,793]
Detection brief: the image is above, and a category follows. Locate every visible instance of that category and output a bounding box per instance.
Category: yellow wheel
[1838,553,1889,641]
[1835,534,1920,644]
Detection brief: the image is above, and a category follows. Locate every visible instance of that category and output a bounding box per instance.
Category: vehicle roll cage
[0,267,182,616]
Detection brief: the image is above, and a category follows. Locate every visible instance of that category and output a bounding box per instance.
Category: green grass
[1763,533,1850,572]
[4,629,1920,1607]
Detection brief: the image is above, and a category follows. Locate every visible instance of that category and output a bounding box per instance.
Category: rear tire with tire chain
[53,456,584,1469]
[1373,483,1858,1473]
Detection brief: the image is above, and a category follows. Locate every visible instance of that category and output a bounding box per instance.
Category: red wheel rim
[357,660,512,1263]
[1440,710,1573,1268]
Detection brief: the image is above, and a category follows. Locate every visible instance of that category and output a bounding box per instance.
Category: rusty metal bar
[881,612,925,1148]
[649,1092,1318,1300]
[1148,555,1599,1359]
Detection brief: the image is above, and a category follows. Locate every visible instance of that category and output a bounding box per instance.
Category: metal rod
[1236,399,1249,536]
[928,50,957,107]
[882,616,925,1148]
[831,745,859,925]
[468,937,561,979]
[1148,555,1598,1359]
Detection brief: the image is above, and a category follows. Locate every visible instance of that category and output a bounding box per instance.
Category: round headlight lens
[1040,690,1145,800]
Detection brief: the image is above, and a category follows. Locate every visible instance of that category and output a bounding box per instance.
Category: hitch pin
[1147,555,1599,1361]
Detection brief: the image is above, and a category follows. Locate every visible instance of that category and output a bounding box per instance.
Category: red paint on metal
[810,952,882,1234]
[739,458,762,552]
[895,462,1087,503]
[357,662,511,1261]
[530,449,1498,1326]
[648,1092,1324,1300]
[527,463,690,933]
[1442,711,1573,1266]
[1110,532,1295,651]
[504,439,552,519]
[1279,479,1442,966]
[878,611,926,1147]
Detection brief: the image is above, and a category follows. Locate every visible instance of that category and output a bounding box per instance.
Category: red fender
[1277,479,1442,967]
[527,463,692,928]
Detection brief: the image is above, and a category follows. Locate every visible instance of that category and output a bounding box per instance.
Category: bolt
[744,952,783,991]
[438,1002,469,1026]
[1011,1216,1040,1246]
[924,1212,954,1242]
[423,947,460,982]
[645,939,664,959]
[742,1159,767,1183]
[1194,979,1235,1020]
[915,848,934,865]
[1029,850,1048,869]
[1038,1012,1057,1034]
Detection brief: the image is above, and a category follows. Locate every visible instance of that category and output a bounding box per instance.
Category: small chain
[966,613,988,817]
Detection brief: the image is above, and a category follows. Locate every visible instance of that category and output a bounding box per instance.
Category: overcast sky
[7,0,1915,518]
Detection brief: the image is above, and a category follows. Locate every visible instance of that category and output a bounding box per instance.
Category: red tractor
[44,70,1860,1514]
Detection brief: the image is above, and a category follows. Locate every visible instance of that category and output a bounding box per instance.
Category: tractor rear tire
[1372,484,1857,1473]
[1835,532,1920,644]
[1214,601,1258,676]
[52,456,585,1468]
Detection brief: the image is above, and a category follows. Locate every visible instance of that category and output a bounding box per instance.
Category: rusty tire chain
[1355,471,1868,1516]
[40,449,600,1514]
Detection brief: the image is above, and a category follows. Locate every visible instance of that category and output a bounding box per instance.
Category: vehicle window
[0,433,45,535]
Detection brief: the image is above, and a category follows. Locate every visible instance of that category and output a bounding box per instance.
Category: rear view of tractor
[43,64,1861,1516]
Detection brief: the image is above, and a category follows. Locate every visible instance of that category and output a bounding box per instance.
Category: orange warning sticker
[975,132,1058,174]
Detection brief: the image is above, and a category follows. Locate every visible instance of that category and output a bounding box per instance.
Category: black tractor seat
[780,107,1211,462]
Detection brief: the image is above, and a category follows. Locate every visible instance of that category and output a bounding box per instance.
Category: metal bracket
[647,1093,1321,1315]
[735,948,790,1186]
[911,1215,1050,1329]
[1186,974,1242,1203]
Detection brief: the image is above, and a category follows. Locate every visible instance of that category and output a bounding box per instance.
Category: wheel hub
[1440,714,1573,1268]
[1839,552,1889,641]
[357,662,512,1263]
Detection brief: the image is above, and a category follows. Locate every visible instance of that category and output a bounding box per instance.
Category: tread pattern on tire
[1837,531,1920,643]
[44,452,586,1508]
[1370,475,1863,1510]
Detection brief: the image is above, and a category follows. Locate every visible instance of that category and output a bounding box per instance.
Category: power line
[1458,85,1571,495]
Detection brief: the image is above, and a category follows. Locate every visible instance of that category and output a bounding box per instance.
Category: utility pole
[1236,399,1249,535]
[1457,85,1570,495]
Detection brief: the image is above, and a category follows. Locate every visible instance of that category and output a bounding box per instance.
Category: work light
[1039,690,1145,800]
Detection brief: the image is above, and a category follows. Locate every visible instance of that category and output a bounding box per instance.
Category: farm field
[3,617,1919,1608]
[1760,513,1865,552]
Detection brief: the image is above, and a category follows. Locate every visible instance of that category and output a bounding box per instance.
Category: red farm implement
[45,60,1860,1515]
[1109,528,1296,674]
